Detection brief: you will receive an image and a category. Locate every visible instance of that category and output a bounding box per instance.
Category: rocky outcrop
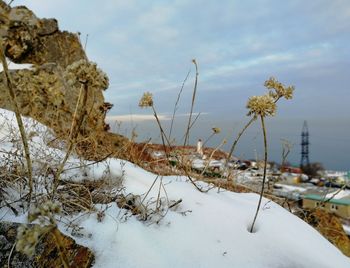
[0,60,109,137]
[0,1,86,67]
[0,0,129,159]
[0,221,94,268]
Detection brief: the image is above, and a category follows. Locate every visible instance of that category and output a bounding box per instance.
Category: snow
[326,190,350,200]
[192,158,205,169]
[63,162,350,268]
[1,108,350,267]
[343,225,350,236]
[0,61,32,72]
[274,183,308,193]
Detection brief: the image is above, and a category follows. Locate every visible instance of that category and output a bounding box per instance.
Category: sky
[12,0,350,170]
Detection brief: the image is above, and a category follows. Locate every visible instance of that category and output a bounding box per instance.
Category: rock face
[0,1,86,67]
[0,0,129,160]
[0,221,94,268]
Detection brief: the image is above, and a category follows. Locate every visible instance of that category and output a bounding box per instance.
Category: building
[302,193,350,219]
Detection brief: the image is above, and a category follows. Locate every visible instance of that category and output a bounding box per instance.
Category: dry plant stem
[202,132,215,148]
[184,60,199,146]
[52,227,71,268]
[136,138,152,162]
[169,69,191,141]
[8,241,16,267]
[62,152,113,172]
[152,105,168,155]
[156,177,163,211]
[180,112,201,142]
[250,115,267,233]
[152,105,205,192]
[84,34,89,51]
[142,175,159,204]
[200,139,226,177]
[280,139,292,172]
[312,183,347,212]
[227,116,256,162]
[0,44,33,202]
[52,83,87,197]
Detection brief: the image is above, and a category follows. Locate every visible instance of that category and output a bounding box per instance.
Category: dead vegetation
[296,209,350,257]
[0,1,349,265]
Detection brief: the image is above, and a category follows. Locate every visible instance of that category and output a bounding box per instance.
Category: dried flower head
[246,95,276,117]
[139,92,153,108]
[16,201,61,256]
[212,127,221,134]
[16,224,49,256]
[65,59,109,90]
[28,201,61,224]
[264,77,294,100]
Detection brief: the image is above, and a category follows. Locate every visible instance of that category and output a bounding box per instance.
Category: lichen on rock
[0,0,129,160]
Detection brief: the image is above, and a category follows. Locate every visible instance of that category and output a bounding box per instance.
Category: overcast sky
[13,0,350,170]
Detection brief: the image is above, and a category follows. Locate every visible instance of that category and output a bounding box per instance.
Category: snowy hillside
[1,108,350,268]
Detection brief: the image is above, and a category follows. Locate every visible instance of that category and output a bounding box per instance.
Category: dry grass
[297,209,350,257]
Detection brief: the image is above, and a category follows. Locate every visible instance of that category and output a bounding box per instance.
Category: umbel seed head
[212,127,221,134]
[264,77,294,100]
[139,92,153,108]
[246,95,276,117]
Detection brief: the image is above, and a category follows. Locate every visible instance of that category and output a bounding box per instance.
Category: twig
[139,75,206,192]
[184,59,199,146]
[202,132,215,148]
[51,227,71,268]
[169,199,182,209]
[156,177,163,211]
[135,138,152,163]
[226,116,256,163]
[200,138,226,177]
[179,112,201,143]
[52,81,88,198]
[62,152,113,172]
[250,115,267,233]
[141,175,159,204]
[84,34,89,51]
[151,104,207,192]
[7,241,16,268]
[169,69,191,141]
[312,184,347,212]
[0,39,33,202]
[280,139,292,172]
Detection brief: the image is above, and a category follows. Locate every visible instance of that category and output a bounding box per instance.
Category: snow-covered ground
[1,108,350,267]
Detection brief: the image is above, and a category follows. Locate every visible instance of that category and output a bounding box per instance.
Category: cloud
[10,0,350,121]
[106,114,170,122]
[106,112,208,122]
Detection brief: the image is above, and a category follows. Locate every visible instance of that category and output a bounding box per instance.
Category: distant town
[136,135,350,237]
